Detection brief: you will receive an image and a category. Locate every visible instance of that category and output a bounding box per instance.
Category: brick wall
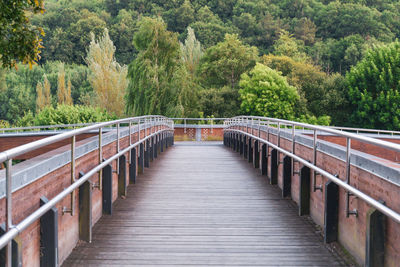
[0,127,169,266]
[174,127,223,141]
[235,126,400,266]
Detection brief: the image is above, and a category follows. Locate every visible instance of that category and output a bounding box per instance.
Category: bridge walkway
[63,142,346,266]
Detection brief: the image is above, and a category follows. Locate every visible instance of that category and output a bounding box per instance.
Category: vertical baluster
[5,159,12,267]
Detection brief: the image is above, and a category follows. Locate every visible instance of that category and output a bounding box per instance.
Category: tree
[239,63,299,120]
[36,81,45,112]
[262,54,327,117]
[180,27,203,76]
[294,18,317,46]
[347,42,400,130]
[272,30,308,62]
[126,17,183,117]
[199,86,240,117]
[57,63,69,104]
[0,0,45,68]
[164,0,195,33]
[86,28,127,117]
[198,34,258,89]
[43,74,52,107]
[17,104,115,127]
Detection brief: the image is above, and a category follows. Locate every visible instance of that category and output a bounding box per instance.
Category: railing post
[313,130,322,192]
[5,159,12,267]
[117,123,120,174]
[291,124,295,180]
[345,137,357,217]
[63,136,76,215]
[129,120,132,164]
[97,128,102,190]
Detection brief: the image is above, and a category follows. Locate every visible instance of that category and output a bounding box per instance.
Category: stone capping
[245,124,400,187]
[0,124,153,199]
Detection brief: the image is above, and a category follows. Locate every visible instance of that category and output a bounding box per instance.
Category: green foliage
[262,54,327,116]
[296,114,331,126]
[3,0,400,129]
[16,104,115,127]
[126,17,184,117]
[198,34,259,89]
[346,42,400,130]
[0,0,45,68]
[199,86,240,118]
[239,63,299,120]
[272,30,309,62]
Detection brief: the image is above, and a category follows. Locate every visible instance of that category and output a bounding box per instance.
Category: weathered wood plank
[63,142,346,266]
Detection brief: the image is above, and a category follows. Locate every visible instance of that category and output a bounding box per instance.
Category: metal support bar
[313,130,322,192]
[345,137,358,217]
[96,128,102,190]
[117,123,120,175]
[63,136,76,215]
[5,159,12,267]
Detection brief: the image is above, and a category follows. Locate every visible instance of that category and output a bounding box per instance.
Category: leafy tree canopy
[198,34,258,89]
[0,0,45,68]
[239,63,299,120]
[347,42,400,130]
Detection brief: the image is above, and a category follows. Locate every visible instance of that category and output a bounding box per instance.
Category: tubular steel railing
[0,115,174,267]
[224,116,400,225]
[171,118,226,134]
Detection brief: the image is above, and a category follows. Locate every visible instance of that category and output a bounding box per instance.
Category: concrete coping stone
[246,125,400,187]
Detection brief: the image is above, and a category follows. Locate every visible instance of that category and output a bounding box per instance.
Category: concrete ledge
[255,125,400,187]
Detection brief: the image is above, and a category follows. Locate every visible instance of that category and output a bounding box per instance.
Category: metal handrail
[0,122,97,133]
[0,115,171,163]
[226,116,400,153]
[0,115,174,266]
[224,116,400,225]
[329,126,400,136]
[224,128,400,224]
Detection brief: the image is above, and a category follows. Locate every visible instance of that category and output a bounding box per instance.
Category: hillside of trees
[1,0,400,130]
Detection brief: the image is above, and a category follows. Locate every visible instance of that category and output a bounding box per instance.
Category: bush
[16,104,115,127]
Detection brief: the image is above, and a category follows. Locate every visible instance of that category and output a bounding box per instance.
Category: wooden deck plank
[63,142,346,266]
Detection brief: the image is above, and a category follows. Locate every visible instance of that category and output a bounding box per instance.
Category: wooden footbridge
[0,116,399,266]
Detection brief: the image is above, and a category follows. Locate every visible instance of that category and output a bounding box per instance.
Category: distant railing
[329,126,400,136]
[224,115,400,225]
[0,115,174,267]
[171,118,226,135]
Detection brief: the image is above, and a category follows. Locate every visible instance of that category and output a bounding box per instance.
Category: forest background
[1,0,400,130]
